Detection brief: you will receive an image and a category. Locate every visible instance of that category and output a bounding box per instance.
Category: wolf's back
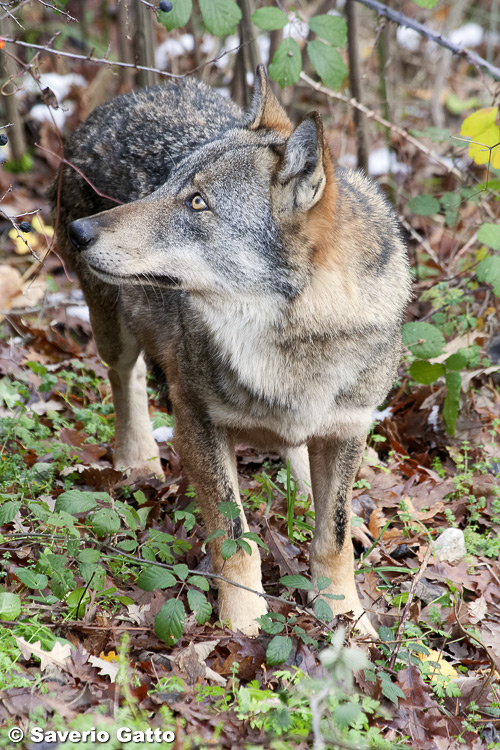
[54,79,243,224]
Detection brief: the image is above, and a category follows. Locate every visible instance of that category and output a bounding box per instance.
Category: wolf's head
[68,67,336,300]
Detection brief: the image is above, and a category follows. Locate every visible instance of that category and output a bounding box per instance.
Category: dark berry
[19,221,32,233]
[159,0,173,12]
[0,134,7,146]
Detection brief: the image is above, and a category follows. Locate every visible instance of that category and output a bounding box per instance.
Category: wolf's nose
[69,219,95,250]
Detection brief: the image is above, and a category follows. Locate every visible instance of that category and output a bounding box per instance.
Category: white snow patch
[152,425,174,443]
[155,34,195,68]
[372,406,393,422]
[21,73,86,102]
[66,305,90,323]
[283,14,309,41]
[256,35,270,66]
[368,147,410,177]
[29,103,73,129]
[428,405,439,432]
[449,23,484,48]
[396,26,421,52]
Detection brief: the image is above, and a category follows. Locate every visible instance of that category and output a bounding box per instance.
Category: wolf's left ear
[246,65,293,136]
[277,111,327,213]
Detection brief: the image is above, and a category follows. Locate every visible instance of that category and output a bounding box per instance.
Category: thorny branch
[354,0,500,82]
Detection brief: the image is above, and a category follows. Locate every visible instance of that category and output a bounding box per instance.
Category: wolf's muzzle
[69,219,95,251]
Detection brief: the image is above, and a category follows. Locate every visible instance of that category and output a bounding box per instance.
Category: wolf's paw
[219,588,267,637]
[114,455,165,482]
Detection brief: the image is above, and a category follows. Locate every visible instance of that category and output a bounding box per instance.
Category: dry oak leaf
[88,654,120,682]
[14,637,72,672]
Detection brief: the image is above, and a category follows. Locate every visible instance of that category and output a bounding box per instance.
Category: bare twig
[299,71,463,178]
[388,544,432,670]
[346,0,368,172]
[354,0,500,82]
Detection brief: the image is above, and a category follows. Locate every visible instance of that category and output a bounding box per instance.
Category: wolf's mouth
[87,263,181,288]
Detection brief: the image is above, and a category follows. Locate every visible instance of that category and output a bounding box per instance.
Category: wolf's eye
[186,193,209,212]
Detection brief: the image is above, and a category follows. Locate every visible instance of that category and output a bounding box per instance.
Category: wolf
[51,66,410,637]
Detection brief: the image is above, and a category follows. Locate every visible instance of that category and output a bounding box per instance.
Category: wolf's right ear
[246,65,293,136]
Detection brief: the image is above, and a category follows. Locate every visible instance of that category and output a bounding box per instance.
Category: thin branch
[354,0,500,82]
[299,71,463,179]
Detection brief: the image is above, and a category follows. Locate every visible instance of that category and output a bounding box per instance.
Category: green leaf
[266,635,293,665]
[136,566,177,591]
[77,548,101,564]
[14,569,48,590]
[412,0,438,7]
[443,371,461,437]
[221,539,238,560]
[280,574,312,591]
[307,41,346,89]
[478,223,500,251]
[409,127,451,143]
[445,351,468,371]
[269,38,302,89]
[199,0,241,36]
[236,538,252,555]
[402,322,446,359]
[333,702,362,728]
[256,614,285,635]
[308,15,347,47]
[316,576,332,591]
[0,500,21,524]
[378,625,394,642]
[240,532,268,550]
[158,0,192,31]
[187,589,212,624]
[173,563,189,581]
[477,255,500,296]
[89,508,121,537]
[155,599,185,646]
[314,598,333,621]
[251,7,288,30]
[218,501,241,520]
[0,592,21,621]
[409,360,445,384]
[408,195,440,216]
[55,490,98,515]
[203,529,225,550]
[187,575,210,591]
[379,672,406,707]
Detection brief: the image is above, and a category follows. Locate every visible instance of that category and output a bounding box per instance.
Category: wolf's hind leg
[83,287,163,479]
[308,435,376,637]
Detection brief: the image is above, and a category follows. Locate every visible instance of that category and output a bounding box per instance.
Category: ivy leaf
[308,15,347,47]
[280,574,312,591]
[477,223,500,251]
[408,195,440,216]
[402,322,446,359]
[155,600,185,646]
[136,566,177,591]
[409,360,445,384]
[187,589,212,624]
[199,0,241,36]
[266,635,293,665]
[443,371,462,437]
[269,38,302,89]
[460,107,500,169]
[476,256,500,296]
[307,41,346,89]
[251,7,288,30]
[221,539,238,560]
[158,0,192,31]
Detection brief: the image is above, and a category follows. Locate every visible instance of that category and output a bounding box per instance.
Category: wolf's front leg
[308,435,377,637]
[174,409,266,635]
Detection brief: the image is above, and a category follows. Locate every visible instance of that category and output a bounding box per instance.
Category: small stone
[433,528,466,564]
[0,134,8,146]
